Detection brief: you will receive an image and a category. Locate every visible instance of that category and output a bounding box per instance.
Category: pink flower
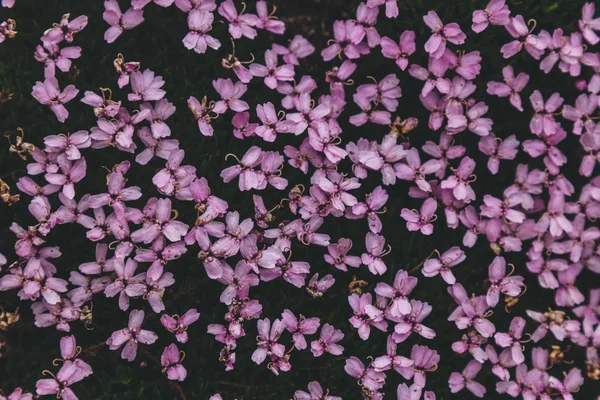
[183,10,221,54]
[281,309,320,350]
[478,133,519,174]
[42,13,88,44]
[380,31,416,70]
[106,309,158,361]
[131,0,174,10]
[361,232,390,275]
[400,198,437,235]
[321,20,368,61]
[255,102,296,142]
[218,0,259,39]
[423,11,466,59]
[271,35,315,66]
[255,0,285,34]
[344,357,386,392]
[366,0,399,19]
[103,0,144,43]
[422,246,466,285]
[31,77,79,122]
[441,156,477,202]
[373,335,412,373]
[160,308,200,343]
[36,361,85,399]
[448,360,486,397]
[310,323,344,356]
[471,0,510,33]
[251,318,285,365]
[324,238,361,271]
[501,15,547,59]
[294,382,341,400]
[161,343,187,381]
[396,345,440,388]
[250,50,295,90]
[34,42,82,79]
[128,69,166,102]
[44,155,86,200]
[485,256,525,307]
[579,2,600,45]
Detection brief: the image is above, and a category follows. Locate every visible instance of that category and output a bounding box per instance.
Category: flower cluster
[1,0,600,399]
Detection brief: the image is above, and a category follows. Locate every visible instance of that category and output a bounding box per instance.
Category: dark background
[0,0,594,399]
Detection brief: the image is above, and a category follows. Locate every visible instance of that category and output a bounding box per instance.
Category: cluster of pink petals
[2,0,600,399]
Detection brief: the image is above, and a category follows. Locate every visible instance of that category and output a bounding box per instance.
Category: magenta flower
[440,156,477,202]
[373,335,412,373]
[321,20,367,61]
[128,69,166,102]
[44,155,86,200]
[106,309,158,361]
[160,308,200,343]
[36,361,85,399]
[42,13,88,44]
[250,50,295,90]
[131,198,189,244]
[471,0,510,33]
[31,77,79,122]
[212,78,249,113]
[348,292,387,339]
[392,300,436,343]
[487,65,529,112]
[396,345,439,388]
[161,343,187,381]
[344,356,386,392]
[255,0,285,34]
[579,2,600,45]
[478,133,519,174]
[501,15,547,59]
[307,120,347,164]
[152,149,196,196]
[271,35,315,66]
[294,382,341,400]
[81,90,121,118]
[254,102,297,142]
[380,31,416,70]
[361,232,391,275]
[423,11,466,59]
[366,0,398,19]
[400,198,437,235]
[374,269,417,317]
[529,90,564,136]
[536,192,573,237]
[188,95,217,136]
[494,316,527,364]
[34,42,82,79]
[2,0,15,7]
[221,146,264,191]
[485,256,525,307]
[422,246,465,285]
[310,323,344,357]
[394,148,442,192]
[324,238,361,271]
[183,9,221,54]
[281,309,320,350]
[448,360,486,397]
[131,0,174,10]
[113,53,140,88]
[218,0,258,39]
[251,318,285,365]
[306,273,335,298]
[103,0,144,43]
